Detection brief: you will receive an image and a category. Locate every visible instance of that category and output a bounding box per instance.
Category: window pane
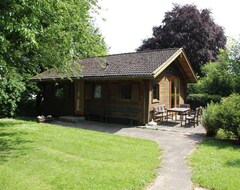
[55,86,64,97]
[153,84,159,100]
[76,99,83,112]
[171,80,175,108]
[170,79,180,108]
[76,84,81,97]
[94,85,101,98]
[121,84,132,100]
[176,80,180,107]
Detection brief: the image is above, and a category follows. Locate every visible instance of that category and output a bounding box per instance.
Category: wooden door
[75,81,84,115]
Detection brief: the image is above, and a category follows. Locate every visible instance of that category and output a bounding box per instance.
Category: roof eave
[152,48,183,78]
[152,48,197,83]
[181,50,197,83]
[29,75,154,82]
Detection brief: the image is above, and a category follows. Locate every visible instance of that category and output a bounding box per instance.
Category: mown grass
[190,138,240,190]
[0,118,160,190]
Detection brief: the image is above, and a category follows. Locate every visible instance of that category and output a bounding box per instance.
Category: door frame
[74,81,84,115]
[169,77,180,108]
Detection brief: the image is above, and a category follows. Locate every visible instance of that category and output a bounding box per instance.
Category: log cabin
[30,48,197,125]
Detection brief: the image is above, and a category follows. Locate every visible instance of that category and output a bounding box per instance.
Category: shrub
[218,93,240,142]
[201,102,221,137]
[186,93,222,109]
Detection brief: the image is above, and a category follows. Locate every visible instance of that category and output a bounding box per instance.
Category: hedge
[186,93,222,109]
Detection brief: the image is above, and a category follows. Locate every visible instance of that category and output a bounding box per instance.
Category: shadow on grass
[52,120,127,134]
[0,120,33,163]
[225,159,240,167]
[202,137,240,148]
[200,138,240,170]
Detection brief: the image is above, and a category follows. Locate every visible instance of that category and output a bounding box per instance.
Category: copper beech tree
[138,4,226,75]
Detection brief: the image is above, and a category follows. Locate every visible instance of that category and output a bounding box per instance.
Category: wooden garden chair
[185,107,201,127]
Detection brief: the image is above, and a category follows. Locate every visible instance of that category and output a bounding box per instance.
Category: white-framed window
[93,85,102,98]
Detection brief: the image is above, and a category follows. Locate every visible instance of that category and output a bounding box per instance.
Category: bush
[218,93,240,142]
[186,93,222,109]
[202,102,221,137]
[201,93,240,143]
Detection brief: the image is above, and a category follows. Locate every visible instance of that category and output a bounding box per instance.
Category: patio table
[167,107,190,127]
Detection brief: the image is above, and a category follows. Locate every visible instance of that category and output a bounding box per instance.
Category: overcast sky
[95,0,240,54]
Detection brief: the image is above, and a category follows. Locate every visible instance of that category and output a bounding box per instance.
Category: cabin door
[170,78,180,108]
[75,81,84,115]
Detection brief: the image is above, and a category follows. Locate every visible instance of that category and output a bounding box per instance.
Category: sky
[95,0,240,54]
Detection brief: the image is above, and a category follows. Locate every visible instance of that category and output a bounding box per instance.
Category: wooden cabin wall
[147,60,188,121]
[40,81,75,116]
[84,80,146,124]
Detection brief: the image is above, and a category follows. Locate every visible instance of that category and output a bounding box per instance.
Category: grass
[0,118,160,190]
[189,138,240,190]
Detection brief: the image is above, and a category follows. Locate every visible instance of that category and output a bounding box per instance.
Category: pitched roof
[30,48,197,82]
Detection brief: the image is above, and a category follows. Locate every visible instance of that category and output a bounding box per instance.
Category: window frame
[120,84,133,101]
[55,85,64,98]
[93,84,102,99]
[152,83,160,103]
[170,77,180,108]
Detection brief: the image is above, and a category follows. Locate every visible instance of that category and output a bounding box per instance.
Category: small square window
[121,84,132,100]
[93,85,102,98]
[55,86,64,98]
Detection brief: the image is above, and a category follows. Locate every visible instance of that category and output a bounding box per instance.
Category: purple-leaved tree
[138,4,226,75]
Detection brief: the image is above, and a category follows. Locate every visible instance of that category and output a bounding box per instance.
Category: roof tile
[30,48,181,80]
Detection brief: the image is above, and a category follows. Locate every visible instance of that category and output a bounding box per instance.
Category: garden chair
[153,104,168,122]
[180,104,190,108]
[185,107,200,127]
[179,104,190,119]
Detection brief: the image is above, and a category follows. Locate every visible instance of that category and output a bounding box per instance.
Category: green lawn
[0,119,160,190]
[190,138,240,190]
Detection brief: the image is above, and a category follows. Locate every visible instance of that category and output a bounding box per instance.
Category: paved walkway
[52,120,206,190]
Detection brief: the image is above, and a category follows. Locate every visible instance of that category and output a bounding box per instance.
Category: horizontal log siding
[148,61,188,122]
[41,81,75,116]
[84,80,145,124]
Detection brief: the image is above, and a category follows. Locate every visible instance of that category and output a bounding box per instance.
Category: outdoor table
[167,107,190,127]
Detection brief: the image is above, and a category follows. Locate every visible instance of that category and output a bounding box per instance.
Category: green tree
[191,38,240,97]
[137,4,226,75]
[0,0,107,116]
[220,38,240,93]
[0,65,25,117]
[200,61,232,96]
[187,37,240,108]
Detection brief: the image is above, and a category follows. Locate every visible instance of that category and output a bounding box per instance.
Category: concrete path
[52,120,206,190]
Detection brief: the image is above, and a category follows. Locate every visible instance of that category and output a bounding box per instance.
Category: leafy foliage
[138,4,226,75]
[218,94,240,142]
[0,0,107,116]
[189,37,240,98]
[0,0,106,76]
[202,102,221,137]
[187,37,240,109]
[186,93,222,109]
[202,93,240,143]
[0,66,25,117]
[200,61,233,96]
